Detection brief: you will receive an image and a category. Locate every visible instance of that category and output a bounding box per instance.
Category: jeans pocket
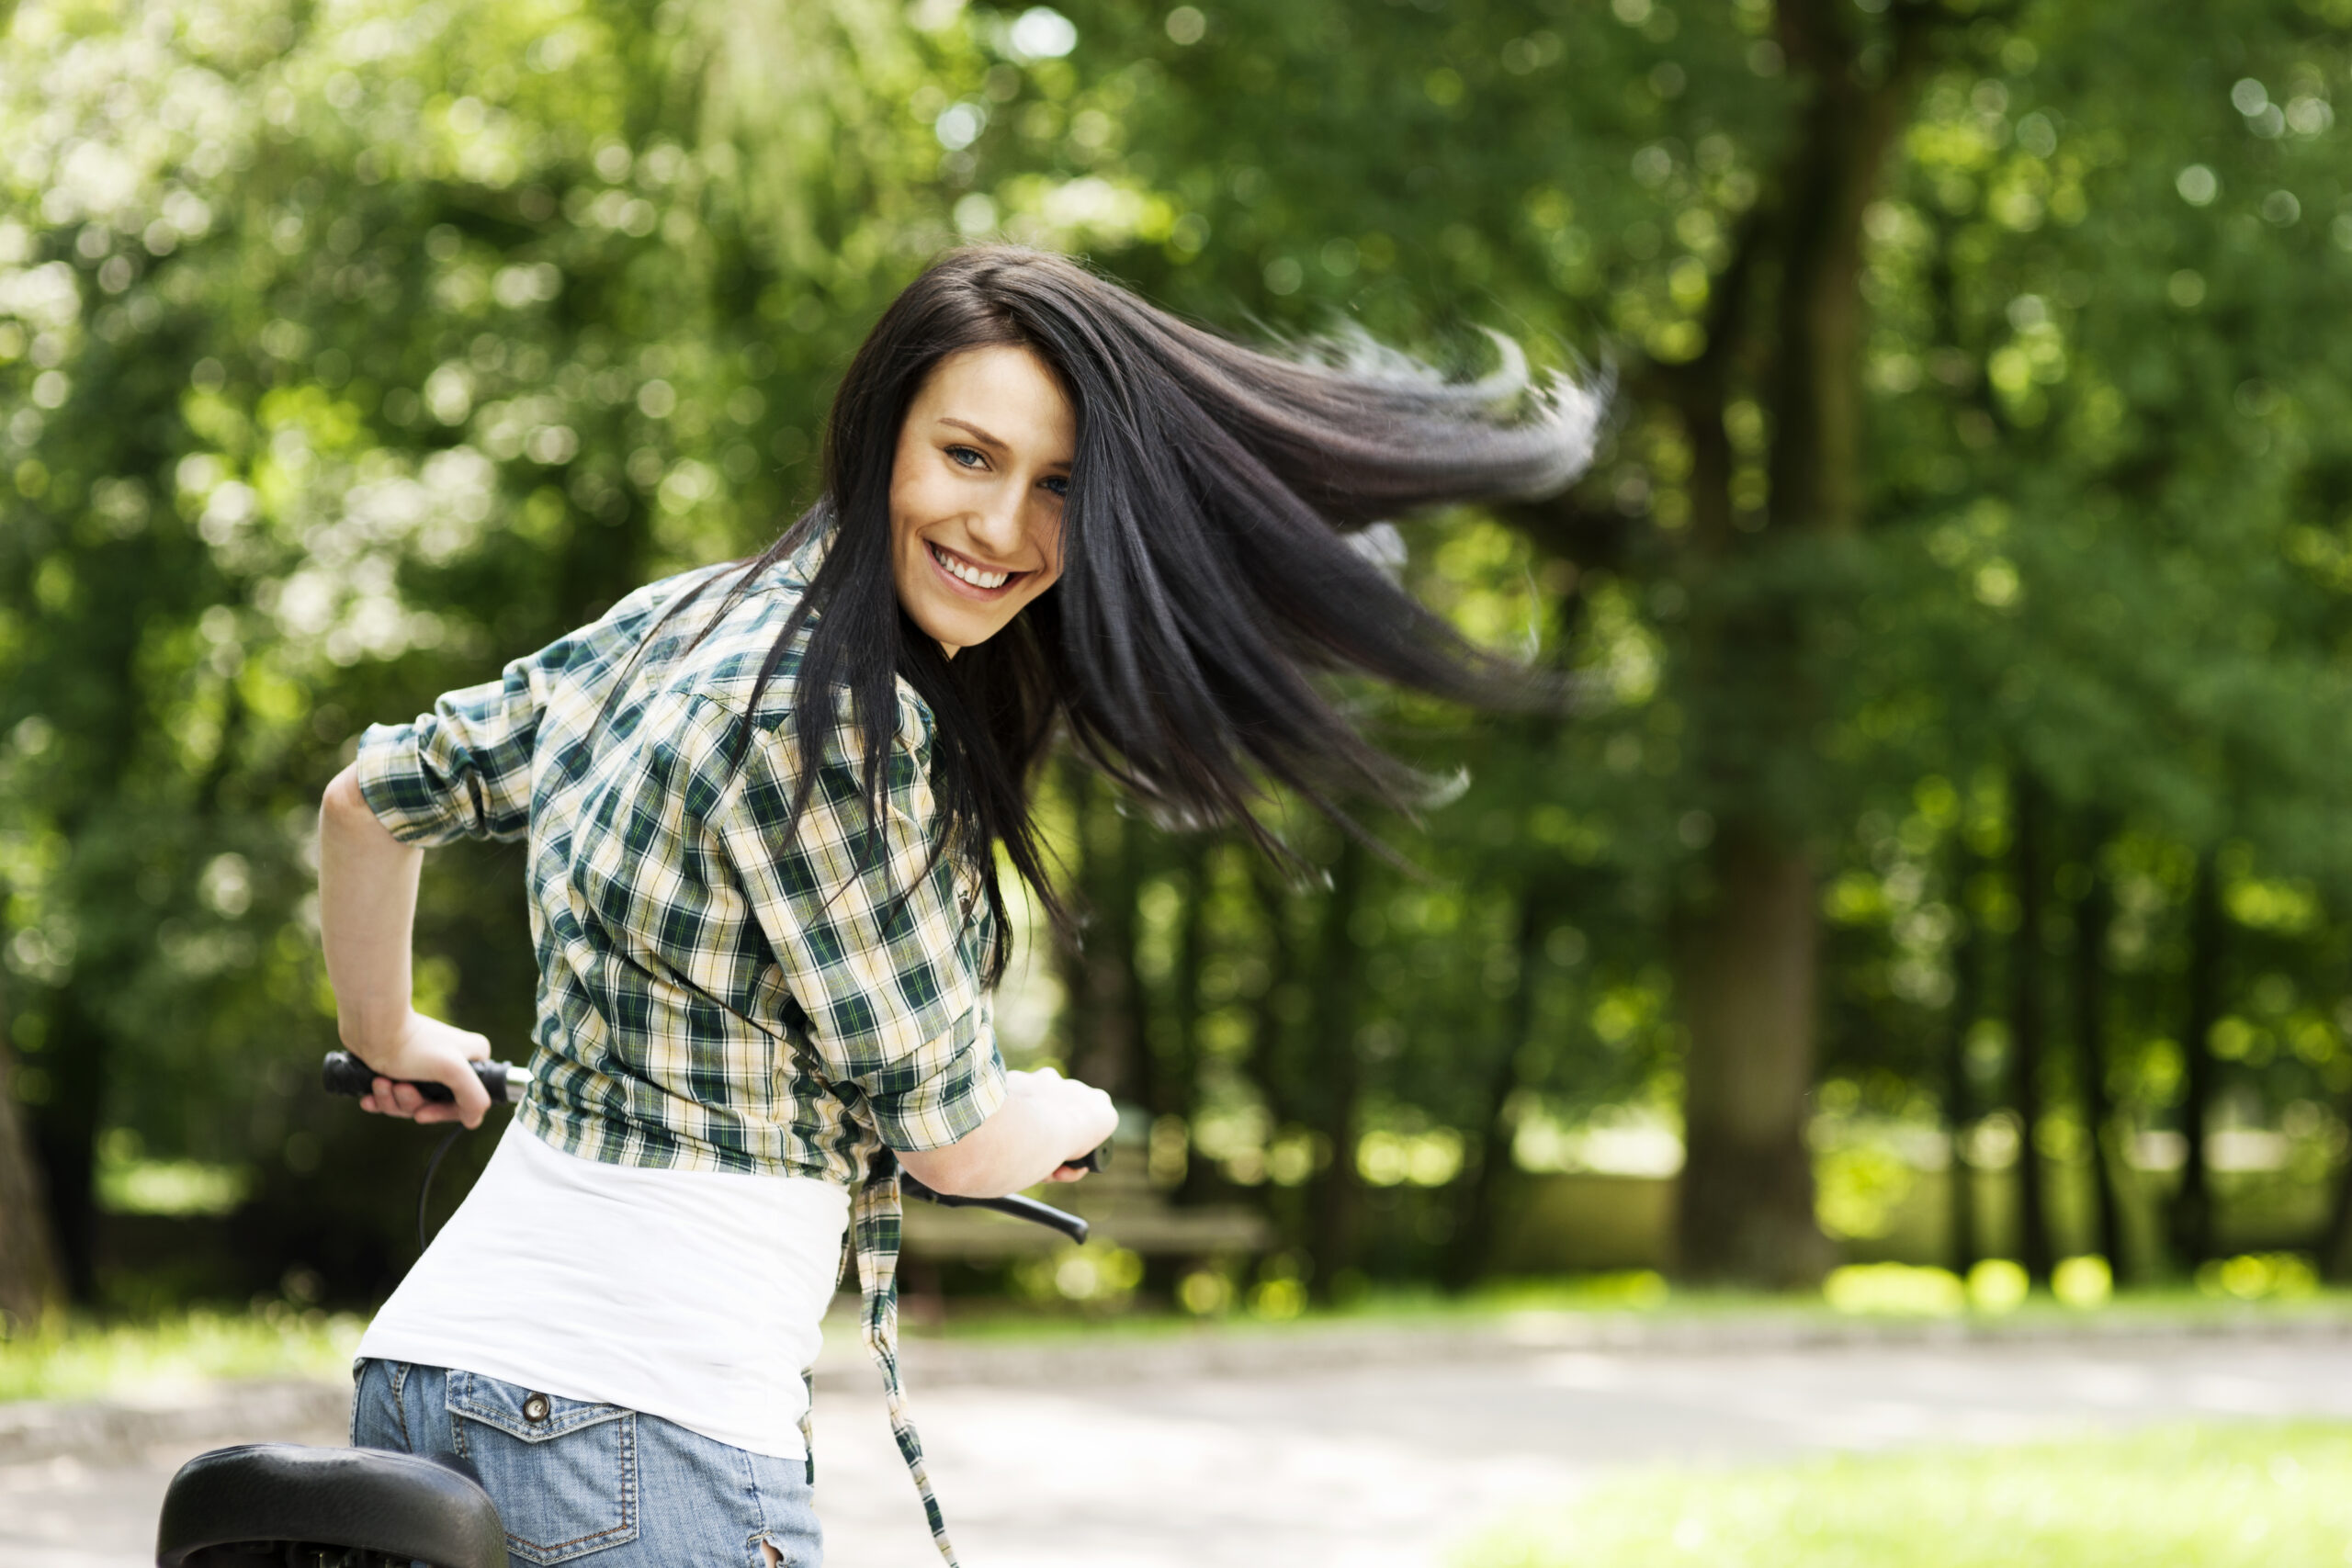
[446,1371,639,1564]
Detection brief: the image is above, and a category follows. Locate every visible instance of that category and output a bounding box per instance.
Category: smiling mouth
[928,540,1023,595]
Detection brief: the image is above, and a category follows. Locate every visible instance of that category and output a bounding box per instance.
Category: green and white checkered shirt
[356,527,998,1562]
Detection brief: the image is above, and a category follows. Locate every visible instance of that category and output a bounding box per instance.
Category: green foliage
[0,0,994,1293]
[6,0,2352,1300]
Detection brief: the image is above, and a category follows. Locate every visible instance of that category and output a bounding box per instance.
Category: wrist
[337,1007,412,1060]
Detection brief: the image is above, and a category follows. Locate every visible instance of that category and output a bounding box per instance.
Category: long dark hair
[635,246,1599,983]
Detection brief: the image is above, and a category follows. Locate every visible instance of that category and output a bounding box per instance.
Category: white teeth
[932,544,1011,590]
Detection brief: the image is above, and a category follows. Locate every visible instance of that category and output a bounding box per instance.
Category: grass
[1457,1422,2352,1568]
[898,1266,2352,1344]
[0,1304,365,1405]
[8,1269,2351,1404]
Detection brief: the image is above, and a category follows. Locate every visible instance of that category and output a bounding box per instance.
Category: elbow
[898,1140,996,1199]
[322,764,371,822]
[322,765,409,852]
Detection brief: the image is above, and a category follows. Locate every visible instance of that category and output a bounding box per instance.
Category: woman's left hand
[349,1009,495,1128]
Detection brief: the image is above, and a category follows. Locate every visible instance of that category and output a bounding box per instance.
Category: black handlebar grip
[1061,1144,1109,1174]
[322,1052,522,1106]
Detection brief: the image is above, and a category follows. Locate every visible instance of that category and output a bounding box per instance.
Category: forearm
[897,1075,1110,1198]
[318,764,424,1054]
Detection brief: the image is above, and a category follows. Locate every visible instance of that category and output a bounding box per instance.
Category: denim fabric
[352,1359,823,1568]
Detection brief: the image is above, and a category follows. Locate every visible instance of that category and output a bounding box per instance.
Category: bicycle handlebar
[320,1051,1105,1243]
[899,1173,1092,1244]
[322,1051,527,1106]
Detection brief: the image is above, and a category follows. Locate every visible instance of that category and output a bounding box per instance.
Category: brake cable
[321,1054,529,1248]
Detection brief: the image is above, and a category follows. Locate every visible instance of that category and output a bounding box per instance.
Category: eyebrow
[936,417,1008,451]
[937,417,1071,468]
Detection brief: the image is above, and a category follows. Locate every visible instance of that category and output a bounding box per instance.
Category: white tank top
[356,1118,849,1460]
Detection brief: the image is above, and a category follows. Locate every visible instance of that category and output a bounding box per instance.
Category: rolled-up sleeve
[715,695,1006,1152]
[354,660,545,845]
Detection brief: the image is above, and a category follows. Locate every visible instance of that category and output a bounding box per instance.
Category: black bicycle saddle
[155,1442,506,1568]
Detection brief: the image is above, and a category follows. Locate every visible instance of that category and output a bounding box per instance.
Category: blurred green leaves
[6,0,2352,1298]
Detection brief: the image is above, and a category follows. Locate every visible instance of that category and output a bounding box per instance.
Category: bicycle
[153,1052,1101,1566]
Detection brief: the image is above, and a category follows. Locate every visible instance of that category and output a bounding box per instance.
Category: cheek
[888,471,925,537]
[888,436,947,531]
[891,480,956,573]
[1032,508,1068,582]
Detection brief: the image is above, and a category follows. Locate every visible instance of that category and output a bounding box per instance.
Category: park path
[8,1324,2352,1567]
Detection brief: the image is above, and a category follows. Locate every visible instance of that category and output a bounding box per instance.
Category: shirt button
[523,1393,550,1424]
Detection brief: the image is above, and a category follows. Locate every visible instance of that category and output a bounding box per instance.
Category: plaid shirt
[356,528,996,1562]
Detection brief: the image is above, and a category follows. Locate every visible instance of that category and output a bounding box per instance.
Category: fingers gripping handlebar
[321,1052,1105,1242]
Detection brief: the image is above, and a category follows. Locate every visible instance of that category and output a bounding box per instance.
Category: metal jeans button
[523,1393,550,1424]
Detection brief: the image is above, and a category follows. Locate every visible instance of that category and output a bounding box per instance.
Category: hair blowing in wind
[654,246,1603,980]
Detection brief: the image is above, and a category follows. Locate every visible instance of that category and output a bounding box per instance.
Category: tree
[0,0,989,1298]
[2007,771,2055,1285]
[0,1034,62,1327]
[2172,852,2225,1267]
[12,0,2352,1307]
[2068,814,2129,1281]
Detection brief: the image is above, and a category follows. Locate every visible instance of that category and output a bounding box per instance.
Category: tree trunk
[0,1032,62,1330]
[28,988,108,1302]
[1234,860,1311,1255]
[2319,949,2352,1282]
[1167,842,1224,1206]
[1162,842,1209,1120]
[1943,840,1982,1279]
[2316,1077,2352,1283]
[1443,889,1544,1292]
[1305,837,1365,1299]
[1241,861,1299,1130]
[1128,834,1204,1132]
[2170,851,2222,1269]
[1114,813,1157,1108]
[2069,818,2130,1284]
[1057,764,1148,1105]
[2008,773,2054,1286]
[1664,0,1935,1290]
[1674,827,1835,1286]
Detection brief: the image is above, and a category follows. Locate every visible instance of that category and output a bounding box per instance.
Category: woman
[322,245,1597,1566]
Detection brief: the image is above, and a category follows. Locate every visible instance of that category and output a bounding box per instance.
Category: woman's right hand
[900,1065,1117,1198]
[345,1010,495,1129]
[1007,1066,1118,1182]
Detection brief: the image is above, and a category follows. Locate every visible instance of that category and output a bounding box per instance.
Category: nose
[965,481,1031,562]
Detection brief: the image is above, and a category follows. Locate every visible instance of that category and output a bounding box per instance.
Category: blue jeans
[351,1359,823,1567]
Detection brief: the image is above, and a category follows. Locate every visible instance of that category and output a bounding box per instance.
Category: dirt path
[11,1331,2352,1567]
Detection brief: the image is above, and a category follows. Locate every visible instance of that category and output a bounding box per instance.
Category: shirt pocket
[446,1371,639,1564]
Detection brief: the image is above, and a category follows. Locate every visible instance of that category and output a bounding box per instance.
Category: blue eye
[1042,474,1069,498]
[946,444,987,468]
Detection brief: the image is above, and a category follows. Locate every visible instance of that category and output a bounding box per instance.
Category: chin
[915,603,1009,653]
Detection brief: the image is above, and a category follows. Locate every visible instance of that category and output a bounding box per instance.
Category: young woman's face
[888,343,1074,657]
